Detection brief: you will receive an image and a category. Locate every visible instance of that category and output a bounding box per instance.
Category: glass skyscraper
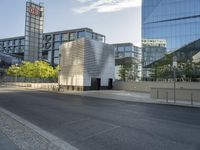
[142,0,200,67]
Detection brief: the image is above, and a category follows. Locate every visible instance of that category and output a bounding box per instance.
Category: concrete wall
[2,76,57,83]
[113,81,200,92]
[5,82,58,91]
[151,88,200,101]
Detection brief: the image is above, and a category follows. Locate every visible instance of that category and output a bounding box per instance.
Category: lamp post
[172,55,177,104]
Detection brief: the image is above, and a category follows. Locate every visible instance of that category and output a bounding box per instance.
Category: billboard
[24,1,44,61]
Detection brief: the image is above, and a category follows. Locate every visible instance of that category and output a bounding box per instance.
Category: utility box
[59,38,115,91]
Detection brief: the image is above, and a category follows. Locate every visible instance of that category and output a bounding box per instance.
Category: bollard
[157,89,159,99]
[191,93,193,105]
[166,92,168,103]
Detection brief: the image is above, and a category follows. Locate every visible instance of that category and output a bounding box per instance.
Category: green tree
[33,61,55,78]
[150,54,200,81]
[6,61,58,78]
[53,65,59,78]
[19,61,35,78]
[118,63,135,81]
[6,65,20,77]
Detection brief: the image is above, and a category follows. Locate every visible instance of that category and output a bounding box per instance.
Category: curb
[0,107,78,150]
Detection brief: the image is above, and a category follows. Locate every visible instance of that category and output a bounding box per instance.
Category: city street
[0,86,200,150]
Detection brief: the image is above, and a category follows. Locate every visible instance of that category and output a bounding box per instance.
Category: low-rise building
[59,38,115,91]
[112,43,142,81]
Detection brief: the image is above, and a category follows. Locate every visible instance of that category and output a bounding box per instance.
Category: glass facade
[0,52,21,66]
[142,0,200,66]
[114,43,141,60]
[142,39,166,66]
[41,29,105,65]
[0,28,106,65]
[0,37,25,54]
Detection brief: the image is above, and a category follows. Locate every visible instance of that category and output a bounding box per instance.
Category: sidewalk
[1,84,200,108]
[0,130,20,150]
[63,90,200,108]
[0,107,78,150]
[66,90,155,103]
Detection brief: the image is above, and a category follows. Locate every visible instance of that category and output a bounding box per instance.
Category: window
[124,52,132,57]
[0,42,3,49]
[21,39,25,45]
[54,50,59,57]
[19,46,25,52]
[9,41,14,46]
[54,34,60,42]
[45,43,52,49]
[117,52,125,58]
[15,40,19,46]
[54,57,59,65]
[15,47,19,53]
[118,46,124,52]
[62,33,69,41]
[45,35,52,42]
[125,46,132,52]
[4,41,7,47]
[53,42,60,49]
[85,32,92,39]
[96,35,104,42]
[78,31,85,38]
[70,32,76,40]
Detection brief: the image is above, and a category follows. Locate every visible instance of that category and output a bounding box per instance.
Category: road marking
[82,126,120,141]
[0,107,78,150]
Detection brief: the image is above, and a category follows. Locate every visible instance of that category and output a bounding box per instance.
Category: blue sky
[0,0,141,46]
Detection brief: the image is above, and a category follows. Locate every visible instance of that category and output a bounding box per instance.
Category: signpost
[172,55,177,104]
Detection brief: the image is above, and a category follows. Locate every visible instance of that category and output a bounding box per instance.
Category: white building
[59,38,115,91]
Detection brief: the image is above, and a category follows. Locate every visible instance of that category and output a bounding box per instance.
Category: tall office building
[24,1,44,62]
[142,0,200,66]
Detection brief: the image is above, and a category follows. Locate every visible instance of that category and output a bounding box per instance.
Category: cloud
[74,0,141,14]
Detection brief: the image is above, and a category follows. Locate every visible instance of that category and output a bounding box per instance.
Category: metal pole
[166,92,168,103]
[191,93,193,105]
[173,67,176,104]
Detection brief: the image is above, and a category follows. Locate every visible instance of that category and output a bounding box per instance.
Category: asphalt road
[0,87,200,150]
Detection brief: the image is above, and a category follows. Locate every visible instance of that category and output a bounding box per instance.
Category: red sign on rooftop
[28,6,40,16]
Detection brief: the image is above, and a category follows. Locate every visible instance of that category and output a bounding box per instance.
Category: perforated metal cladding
[60,40,84,86]
[59,38,115,87]
[84,38,114,77]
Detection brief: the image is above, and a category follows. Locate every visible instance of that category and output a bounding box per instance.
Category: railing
[151,88,200,106]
